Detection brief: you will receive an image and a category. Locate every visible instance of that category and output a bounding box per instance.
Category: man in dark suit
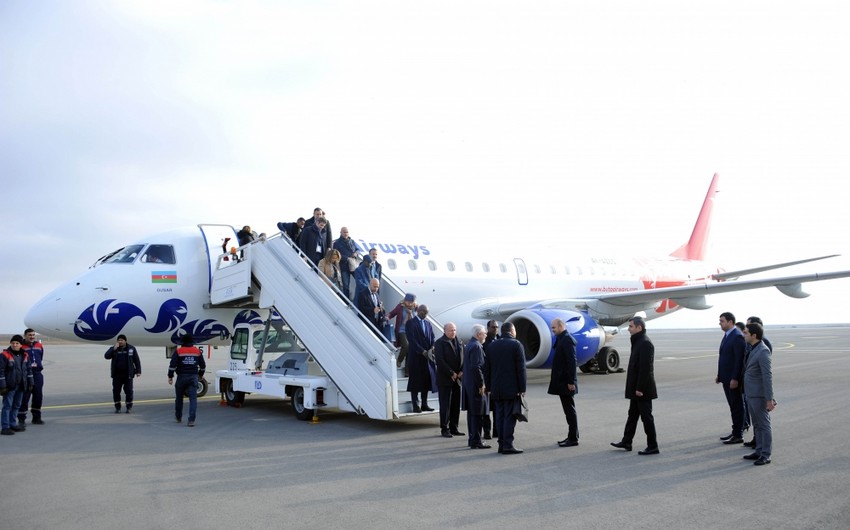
[717,311,746,444]
[485,322,527,455]
[547,318,579,447]
[303,207,333,251]
[611,316,659,455]
[482,320,500,440]
[356,279,385,329]
[298,216,328,266]
[434,322,464,438]
[742,322,775,466]
[405,305,436,413]
[462,325,490,449]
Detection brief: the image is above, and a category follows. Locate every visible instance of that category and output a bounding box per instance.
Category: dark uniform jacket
[547,331,577,396]
[104,344,142,379]
[0,348,33,391]
[485,337,527,401]
[462,338,488,415]
[625,330,657,400]
[434,334,463,387]
[168,346,206,378]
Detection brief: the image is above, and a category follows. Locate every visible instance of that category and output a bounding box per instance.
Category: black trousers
[558,393,579,441]
[622,399,657,448]
[723,382,745,437]
[438,383,461,432]
[112,377,135,408]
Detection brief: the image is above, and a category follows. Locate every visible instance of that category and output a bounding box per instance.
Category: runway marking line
[42,395,221,410]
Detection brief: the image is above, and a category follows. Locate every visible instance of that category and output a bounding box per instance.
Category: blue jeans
[174,375,198,421]
[2,387,24,429]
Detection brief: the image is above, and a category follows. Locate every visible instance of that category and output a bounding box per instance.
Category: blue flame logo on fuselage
[74,299,146,342]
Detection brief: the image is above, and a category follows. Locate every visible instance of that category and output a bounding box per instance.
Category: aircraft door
[513,258,528,286]
[198,224,239,292]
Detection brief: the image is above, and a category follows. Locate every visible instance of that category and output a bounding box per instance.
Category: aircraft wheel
[291,387,314,421]
[222,379,245,406]
[596,347,620,372]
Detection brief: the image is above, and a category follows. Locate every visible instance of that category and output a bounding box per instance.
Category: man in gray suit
[742,322,775,466]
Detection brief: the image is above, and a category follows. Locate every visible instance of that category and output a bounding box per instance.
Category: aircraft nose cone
[25,294,59,335]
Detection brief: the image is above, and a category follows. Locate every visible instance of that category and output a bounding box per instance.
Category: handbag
[347,256,359,272]
[512,395,529,422]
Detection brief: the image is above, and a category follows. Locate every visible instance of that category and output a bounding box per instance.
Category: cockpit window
[141,245,176,264]
[100,245,145,264]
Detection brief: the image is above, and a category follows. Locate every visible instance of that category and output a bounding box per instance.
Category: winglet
[670,173,720,261]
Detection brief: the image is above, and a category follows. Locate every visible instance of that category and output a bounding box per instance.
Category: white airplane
[24,174,850,372]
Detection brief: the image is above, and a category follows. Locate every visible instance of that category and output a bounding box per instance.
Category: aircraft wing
[593,269,850,308]
[711,255,840,281]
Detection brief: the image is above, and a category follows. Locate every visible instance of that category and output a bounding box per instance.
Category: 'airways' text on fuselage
[355,240,430,259]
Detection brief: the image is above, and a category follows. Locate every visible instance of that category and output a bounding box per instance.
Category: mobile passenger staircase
[208,229,439,420]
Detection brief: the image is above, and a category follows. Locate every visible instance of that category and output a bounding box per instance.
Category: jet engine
[505,308,608,369]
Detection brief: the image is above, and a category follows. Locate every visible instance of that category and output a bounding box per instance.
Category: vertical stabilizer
[670,173,720,261]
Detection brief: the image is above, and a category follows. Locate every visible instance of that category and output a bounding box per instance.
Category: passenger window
[408,260,417,270]
[499,263,507,273]
[550,265,557,274]
[564,266,571,275]
[465,262,473,272]
[482,263,490,273]
[533,264,541,274]
[447,261,456,272]
[141,245,176,264]
[387,259,397,270]
[428,260,437,271]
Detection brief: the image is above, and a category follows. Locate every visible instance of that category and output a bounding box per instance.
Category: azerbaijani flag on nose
[152,271,177,283]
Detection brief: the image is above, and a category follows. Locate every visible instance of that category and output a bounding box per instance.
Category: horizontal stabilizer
[713,255,840,281]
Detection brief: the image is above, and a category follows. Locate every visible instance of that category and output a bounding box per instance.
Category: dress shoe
[719,433,735,441]
[638,447,660,455]
[0,429,14,435]
[558,439,579,447]
[483,433,492,440]
[450,430,465,436]
[175,416,182,423]
[723,437,744,445]
[470,443,491,449]
[742,452,761,460]
[114,408,121,414]
[743,439,756,448]
[187,420,195,427]
[754,457,771,466]
[11,425,25,432]
[501,447,523,455]
[411,405,422,413]
[441,431,453,438]
[610,441,632,451]
[421,406,435,412]
[31,418,44,425]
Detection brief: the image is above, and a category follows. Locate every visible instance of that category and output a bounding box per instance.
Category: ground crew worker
[168,334,206,427]
[1,335,34,435]
[19,328,45,425]
[104,334,142,413]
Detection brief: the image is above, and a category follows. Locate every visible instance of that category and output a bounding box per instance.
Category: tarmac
[2,325,849,529]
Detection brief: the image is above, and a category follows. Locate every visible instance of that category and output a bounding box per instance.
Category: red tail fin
[670,173,720,261]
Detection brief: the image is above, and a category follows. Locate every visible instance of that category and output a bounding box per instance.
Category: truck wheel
[291,387,314,421]
[185,378,208,398]
[222,379,245,406]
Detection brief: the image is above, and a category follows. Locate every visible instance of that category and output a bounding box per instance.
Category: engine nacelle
[506,308,605,368]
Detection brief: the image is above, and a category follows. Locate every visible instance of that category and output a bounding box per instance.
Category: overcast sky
[2,1,849,333]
